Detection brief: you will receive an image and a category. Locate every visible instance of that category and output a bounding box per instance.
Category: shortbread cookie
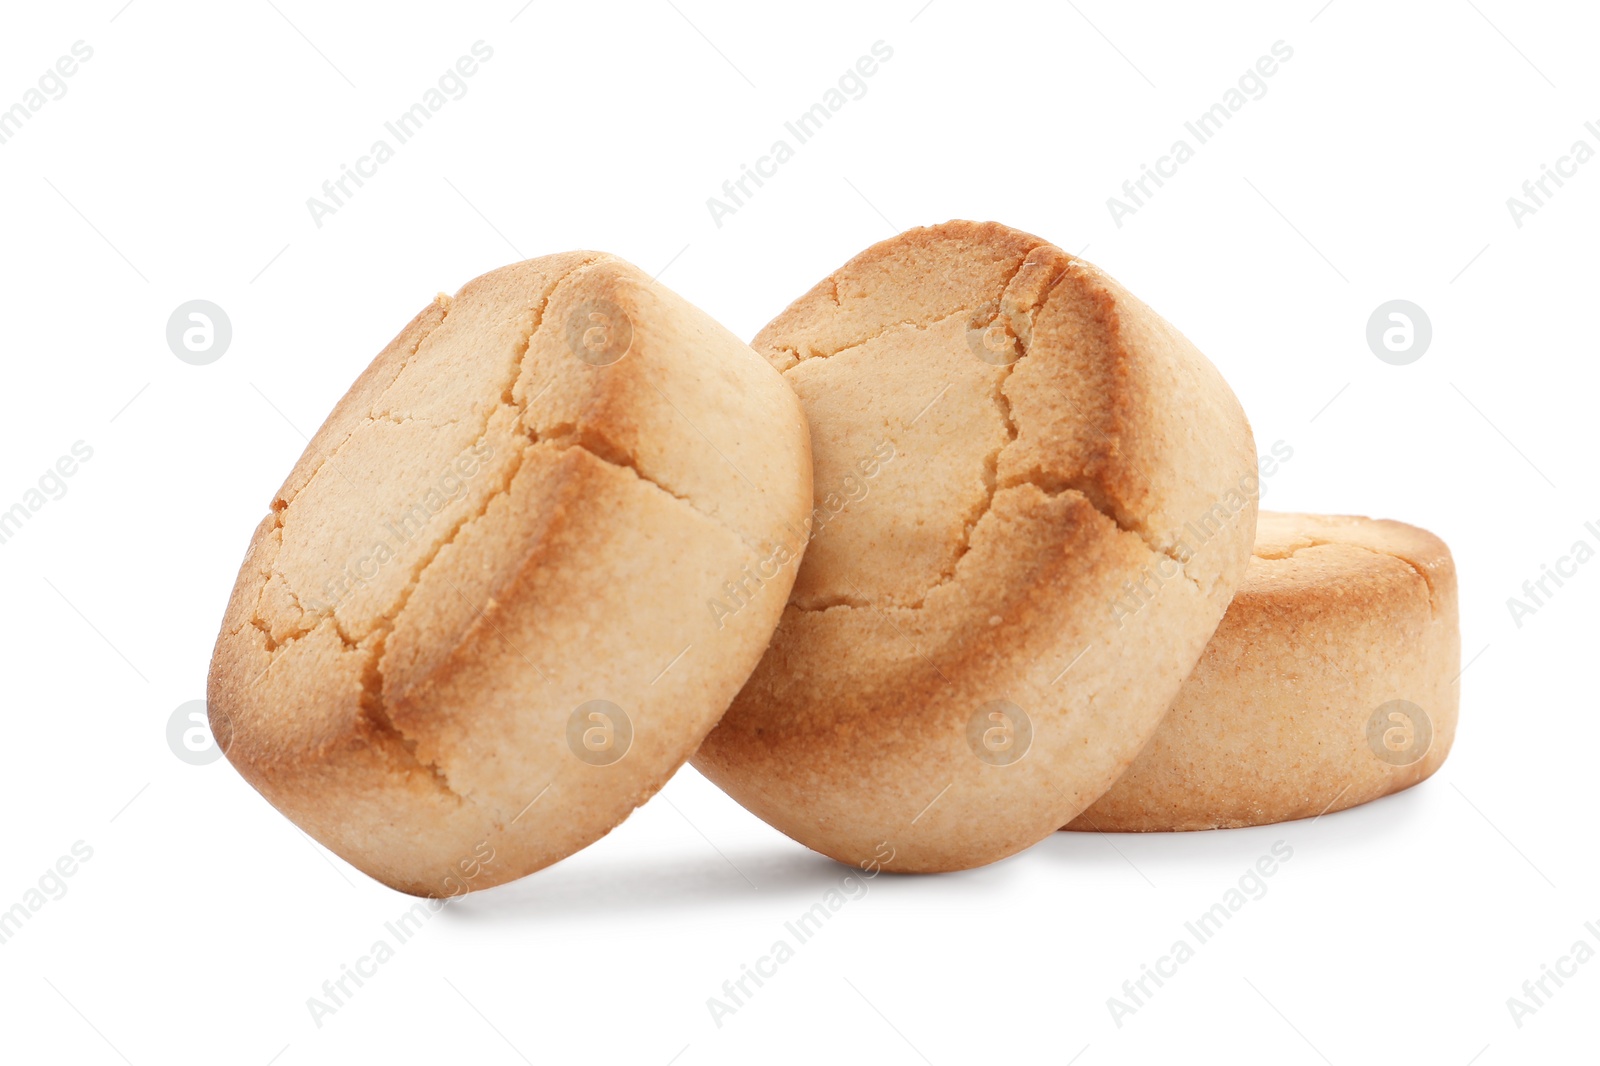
[692,221,1259,872]
[208,253,812,896]
[1068,512,1459,832]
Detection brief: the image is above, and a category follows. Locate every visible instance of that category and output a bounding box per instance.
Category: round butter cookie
[208,253,812,896]
[692,220,1259,872]
[1068,512,1459,832]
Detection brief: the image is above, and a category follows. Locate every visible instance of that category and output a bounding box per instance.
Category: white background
[0,1,1594,1063]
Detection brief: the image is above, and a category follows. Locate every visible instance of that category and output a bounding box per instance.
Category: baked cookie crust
[208,254,812,896]
[694,221,1259,871]
[1068,512,1460,832]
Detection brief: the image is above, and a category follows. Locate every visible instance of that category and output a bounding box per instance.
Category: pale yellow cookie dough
[1068,512,1459,832]
[694,221,1259,872]
[208,253,812,896]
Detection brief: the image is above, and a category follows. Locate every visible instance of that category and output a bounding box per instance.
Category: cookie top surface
[1241,511,1455,619]
[755,221,1250,611]
[267,253,791,641]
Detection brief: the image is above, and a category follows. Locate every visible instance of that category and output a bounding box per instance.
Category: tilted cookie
[208,253,812,896]
[1068,512,1459,832]
[693,220,1259,872]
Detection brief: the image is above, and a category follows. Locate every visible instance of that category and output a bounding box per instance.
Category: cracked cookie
[692,220,1258,872]
[1067,512,1459,832]
[207,252,813,896]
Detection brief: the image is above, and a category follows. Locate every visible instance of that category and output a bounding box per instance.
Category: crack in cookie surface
[241,255,753,803]
[780,252,1201,614]
[1256,533,1442,620]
